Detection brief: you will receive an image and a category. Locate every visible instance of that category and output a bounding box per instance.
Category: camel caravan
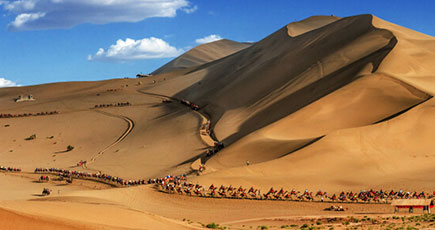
[33,167,187,187]
[0,166,21,172]
[180,99,199,111]
[3,164,435,205]
[158,181,435,204]
[94,102,131,108]
[206,141,225,157]
[0,111,58,119]
[162,98,172,103]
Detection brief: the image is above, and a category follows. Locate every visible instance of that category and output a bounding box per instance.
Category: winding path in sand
[86,109,135,165]
[135,89,218,148]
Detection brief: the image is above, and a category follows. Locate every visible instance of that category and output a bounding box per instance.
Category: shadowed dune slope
[206,73,430,168]
[173,15,399,144]
[151,39,251,75]
[194,97,435,192]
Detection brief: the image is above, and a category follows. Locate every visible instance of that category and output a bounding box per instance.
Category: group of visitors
[180,99,199,111]
[0,111,58,118]
[0,166,21,172]
[205,141,225,157]
[94,102,131,108]
[33,167,187,187]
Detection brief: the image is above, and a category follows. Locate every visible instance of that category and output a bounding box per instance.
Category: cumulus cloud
[195,34,222,44]
[0,77,19,87]
[88,37,183,62]
[2,0,191,31]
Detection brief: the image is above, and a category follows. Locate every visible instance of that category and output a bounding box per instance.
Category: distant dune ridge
[151,39,252,75]
[1,14,435,229]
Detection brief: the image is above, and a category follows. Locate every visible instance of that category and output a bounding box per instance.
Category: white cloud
[2,0,191,31]
[195,34,222,44]
[10,12,45,28]
[88,37,183,62]
[181,5,197,14]
[0,77,19,87]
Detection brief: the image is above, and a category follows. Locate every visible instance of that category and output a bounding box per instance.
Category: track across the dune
[86,109,135,165]
[136,89,218,147]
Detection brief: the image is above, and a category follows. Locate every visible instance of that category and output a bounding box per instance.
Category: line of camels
[158,181,435,204]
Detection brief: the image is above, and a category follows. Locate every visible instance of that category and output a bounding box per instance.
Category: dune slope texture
[151,39,251,75]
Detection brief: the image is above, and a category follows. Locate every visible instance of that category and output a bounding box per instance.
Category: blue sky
[0,0,434,86]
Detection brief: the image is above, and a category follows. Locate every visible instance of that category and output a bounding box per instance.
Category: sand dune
[1,13,435,229]
[2,14,434,186]
[152,39,251,75]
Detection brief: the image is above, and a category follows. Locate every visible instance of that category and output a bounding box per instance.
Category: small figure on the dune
[246,160,250,166]
[198,164,206,173]
[42,188,51,196]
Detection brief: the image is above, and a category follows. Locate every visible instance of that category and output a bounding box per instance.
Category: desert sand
[1,14,435,229]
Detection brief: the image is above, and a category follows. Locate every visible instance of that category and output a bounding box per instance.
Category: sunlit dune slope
[0,78,208,178]
[0,201,200,230]
[152,39,251,75]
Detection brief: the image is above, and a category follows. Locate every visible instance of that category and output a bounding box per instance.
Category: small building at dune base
[392,199,434,213]
[14,95,34,102]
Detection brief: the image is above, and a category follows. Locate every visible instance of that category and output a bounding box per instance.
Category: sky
[0,0,434,87]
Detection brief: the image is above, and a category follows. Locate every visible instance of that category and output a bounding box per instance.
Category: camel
[330,194,337,202]
[209,189,217,197]
[194,188,204,196]
[218,190,226,198]
[42,188,51,196]
[39,175,49,183]
[239,191,248,198]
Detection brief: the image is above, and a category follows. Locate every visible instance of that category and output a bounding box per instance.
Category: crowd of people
[0,111,58,119]
[158,183,435,204]
[94,102,131,108]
